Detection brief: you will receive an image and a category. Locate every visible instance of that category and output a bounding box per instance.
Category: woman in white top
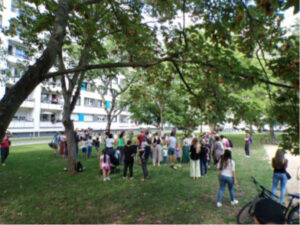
[105,133,115,150]
[216,149,238,207]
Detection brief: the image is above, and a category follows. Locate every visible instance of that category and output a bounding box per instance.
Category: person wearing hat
[254,198,286,224]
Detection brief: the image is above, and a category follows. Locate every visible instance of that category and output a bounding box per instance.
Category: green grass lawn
[0,133,273,224]
[10,136,52,143]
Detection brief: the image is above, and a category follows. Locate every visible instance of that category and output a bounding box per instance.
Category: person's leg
[87,146,91,158]
[141,159,148,180]
[204,158,207,175]
[107,168,110,179]
[200,159,204,176]
[152,146,157,166]
[103,169,107,180]
[157,145,161,166]
[190,159,195,178]
[271,173,280,200]
[217,175,226,203]
[123,162,128,177]
[76,145,78,157]
[195,159,200,178]
[228,176,235,201]
[129,161,133,178]
[279,173,288,204]
[245,144,250,156]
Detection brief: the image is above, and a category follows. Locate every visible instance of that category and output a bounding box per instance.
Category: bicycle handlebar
[251,176,279,199]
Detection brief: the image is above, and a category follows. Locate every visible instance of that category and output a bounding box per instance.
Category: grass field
[0,133,273,224]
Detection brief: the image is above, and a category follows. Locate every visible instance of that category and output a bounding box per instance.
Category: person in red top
[1,130,13,166]
[137,130,146,164]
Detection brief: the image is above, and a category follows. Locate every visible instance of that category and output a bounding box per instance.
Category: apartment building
[0,0,138,136]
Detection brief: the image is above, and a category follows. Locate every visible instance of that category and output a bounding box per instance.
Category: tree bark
[106,113,112,133]
[0,0,72,140]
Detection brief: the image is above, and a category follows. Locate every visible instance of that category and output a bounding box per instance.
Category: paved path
[11,140,50,146]
[264,145,300,194]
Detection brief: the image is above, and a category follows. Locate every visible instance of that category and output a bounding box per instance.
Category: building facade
[0,0,138,136]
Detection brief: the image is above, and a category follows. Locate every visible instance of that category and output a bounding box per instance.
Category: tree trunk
[106,114,112,133]
[0,0,72,141]
[209,123,215,132]
[62,101,77,173]
[269,123,275,138]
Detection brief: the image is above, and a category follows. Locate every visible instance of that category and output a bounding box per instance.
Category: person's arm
[232,171,237,185]
[7,131,13,138]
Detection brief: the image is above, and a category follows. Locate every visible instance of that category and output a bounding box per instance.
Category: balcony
[9,120,34,129]
[39,121,63,129]
[21,98,35,108]
[40,100,63,111]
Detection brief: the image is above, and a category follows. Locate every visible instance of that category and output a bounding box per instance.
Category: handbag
[285,170,291,180]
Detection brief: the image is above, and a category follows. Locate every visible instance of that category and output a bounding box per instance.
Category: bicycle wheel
[237,201,256,224]
[287,205,299,224]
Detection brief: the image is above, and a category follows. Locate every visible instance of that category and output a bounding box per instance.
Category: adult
[271,150,288,204]
[189,137,201,179]
[139,139,151,181]
[59,132,66,158]
[137,130,146,163]
[52,132,59,157]
[1,130,13,166]
[105,133,115,151]
[220,135,230,149]
[244,133,251,157]
[181,135,190,163]
[94,133,101,158]
[152,132,162,166]
[171,127,176,136]
[118,131,126,164]
[199,140,209,176]
[216,149,238,207]
[212,136,224,166]
[167,132,177,165]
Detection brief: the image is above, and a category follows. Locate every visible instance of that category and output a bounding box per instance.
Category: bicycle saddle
[288,193,300,199]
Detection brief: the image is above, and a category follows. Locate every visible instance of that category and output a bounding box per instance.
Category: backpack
[75,161,83,172]
[228,139,234,148]
[250,137,253,144]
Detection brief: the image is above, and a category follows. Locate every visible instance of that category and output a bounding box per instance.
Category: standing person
[87,136,93,158]
[205,139,212,169]
[81,137,88,159]
[59,132,66,157]
[220,135,230,148]
[123,140,137,180]
[53,132,59,157]
[100,149,111,181]
[181,135,190,163]
[200,140,208,177]
[129,130,134,141]
[271,150,288,204]
[212,136,224,166]
[139,139,151,181]
[168,132,177,165]
[137,130,146,164]
[163,145,168,165]
[171,127,176,136]
[1,130,13,166]
[216,149,238,207]
[176,144,181,163]
[94,133,101,158]
[190,138,201,179]
[118,131,126,165]
[244,133,251,157]
[105,133,115,151]
[152,132,162,166]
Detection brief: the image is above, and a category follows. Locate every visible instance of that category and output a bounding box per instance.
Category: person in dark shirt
[139,139,151,181]
[123,140,137,180]
[200,140,208,176]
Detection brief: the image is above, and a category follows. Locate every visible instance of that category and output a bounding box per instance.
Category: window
[112,116,117,123]
[15,47,27,59]
[120,115,128,123]
[0,15,2,28]
[41,93,50,103]
[84,97,102,108]
[94,115,107,122]
[76,97,81,106]
[11,0,19,12]
[71,114,78,121]
[85,114,93,122]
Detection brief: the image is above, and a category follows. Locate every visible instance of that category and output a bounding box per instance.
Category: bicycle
[237,176,299,224]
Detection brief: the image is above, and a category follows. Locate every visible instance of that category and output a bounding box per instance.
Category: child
[87,136,93,158]
[176,144,181,163]
[100,149,111,181]
[163,145,168,165]
[81,137,87,159]
[139,139,151,181]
